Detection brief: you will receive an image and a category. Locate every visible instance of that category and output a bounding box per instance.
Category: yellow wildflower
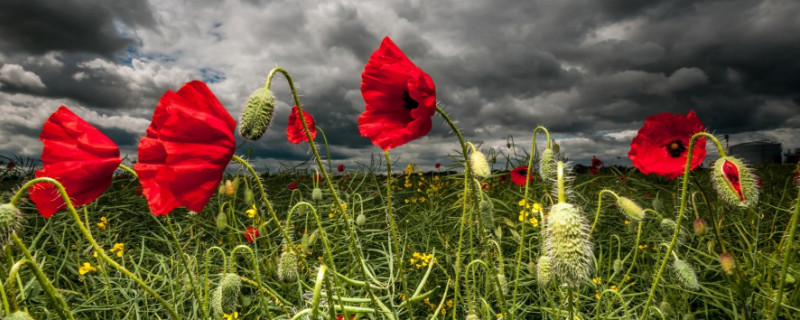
[624,220,630,225]
[79,262,96,275]
[592,277,602,284]
[610,285,619,292]
[222,312,239,319]
[638,244,648,250]
[97,216,108,230]
[109,243,125,257]
[246,204,257,218]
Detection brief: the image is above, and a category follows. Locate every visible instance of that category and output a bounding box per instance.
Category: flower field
[0,37,799,320]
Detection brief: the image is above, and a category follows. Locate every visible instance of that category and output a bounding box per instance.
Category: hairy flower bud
[311,187,323,201]
[0,203,23,247]
[212,273,241,316]
[711,156,759,208]
[613,258,623,274]
[4,311,34,320]
[244,188,254,205]
[616,196,645,221]
[496,272,508,296]
[719,252,735,275]
[239,87,275,141]
[536,255,552,285]
[693,218,707,236]
[539,148,555,181]
[470,149,491,179]
[277,249,298,282]
[479,198,494,230]
[545,203,593,287]
[224,180,234,198]
[659,300,673,317]
[672,258,699,290]
[215,209,228,231]
[355,212,366,227]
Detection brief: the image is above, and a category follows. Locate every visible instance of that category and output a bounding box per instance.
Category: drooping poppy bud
[719,252,735,275]
[693,218,707,236]
[711,156,759,208]
[470,149,491,179]
[239,87,275,141]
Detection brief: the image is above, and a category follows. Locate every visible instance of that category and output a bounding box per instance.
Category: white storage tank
[729,140,782,164]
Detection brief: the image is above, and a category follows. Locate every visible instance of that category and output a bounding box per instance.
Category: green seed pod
[616,197,645,221]
[536,255,552,285]
[711,156,759,208]
[216,273,241,315]
[244,188,254,205]
[613,258,623,274]
[311,187,323,201]
[215,209,228,231]
[479,198,494,230]
[0,203,23,247]
[672,258,700,290]
[239,87,275,141]
[277,249,298,282]
[539,148,555,181]
[3,311,35,320]
[545,202,592,287]
[355,212,366,227]
[470,149,491,179]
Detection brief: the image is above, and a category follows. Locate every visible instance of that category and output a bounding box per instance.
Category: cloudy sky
[1,0,799,172]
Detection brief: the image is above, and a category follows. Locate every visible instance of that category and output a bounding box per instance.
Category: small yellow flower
[624,220,630,225]
[97,216,108,230]
[518,199,527,206]
[246,204,257,218]
[531,203,543,212]
[638,244,648,250]
[79,262,96,275]
[595,290,601,300]
[610,285,619,292]
[528,216,539,227]
[109,243,125,257]
[592,277,602,284]
[222,312,239,319]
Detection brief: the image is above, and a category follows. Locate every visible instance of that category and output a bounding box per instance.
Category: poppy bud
[232,176,240,193]
[0,203,23,247]
[545,202,592,287]
[711,156,759,208]
[616,196,645,221]
[239,87,275,141]
[215,209,228,231]
[496,272,508,296]
[613,258,623,274]
[470,149,491,179]
[277,249,298,282]
[661,218,677,233]
[539,148,555,181]
[355,213,366,227]
[527,260,536,275]
[693,218,707,236]
[224,180,234,198]
[218,184,226,196]
[466,314,480,320]
[479,198,494,230]
[300,232,310,251]
[311,187,323,201]
[659,300,673,317]
[244,188,254,205]
[672,258,699,290]
[552,143,560,153]
[212,273,241,316]
[719,252,735,275]
[4,311,34,320]
[536,255,552,285]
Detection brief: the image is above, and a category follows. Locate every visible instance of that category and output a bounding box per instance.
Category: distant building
[728,141,782,164]
[786,148,800,164]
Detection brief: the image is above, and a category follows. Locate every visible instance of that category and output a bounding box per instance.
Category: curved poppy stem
[434,104,478,320]
[8,177,182,320]
[510,126,549,320]
[589,189,621,236]
[8,235,74,320]
[165,215,202,318]
[229,245,274,319]
[264,67,381,314]
[316,125,332,173]
[639,132,715,320]
[768,186,800,320]
[118,164,138,178]
[383,150,413,318]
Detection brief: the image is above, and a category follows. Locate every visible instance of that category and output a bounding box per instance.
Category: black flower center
[403,90,419,110]
[665,139,686,158]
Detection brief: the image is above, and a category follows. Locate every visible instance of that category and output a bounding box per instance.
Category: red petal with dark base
[286,106,317,144]
[628,111,706,179]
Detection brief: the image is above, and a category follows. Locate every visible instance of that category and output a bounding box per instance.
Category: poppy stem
[383,150,414,319]
[164,215,203,318]
[589,190,620,236]
[510,125,550,319]
[768,186,800,320]
[9,177,182,320]
[640,132,714,320]
[263,67,382,315]
[434,104,477,320]
[7,235,74,320]
[315,126,333,173]
[229,245,274,319]
[118,164,138,178]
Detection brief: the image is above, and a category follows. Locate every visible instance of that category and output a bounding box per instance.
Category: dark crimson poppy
[589,167,599,175]
[628,111,706,179]
[510,165,534,186]
[244,227,259,243]
[359,37,436,150]
[29,106,122,218]
[288,181,297,190]
[435,162,441,169]
[619,175,626,181]
[313,174,322,182]
[286,105,317,144]
[793,172,799,185]
[135,81,236,216]
[591,156,602,168]
[498,174,507,184]
[337,164,345,172]
[6,161,14,169]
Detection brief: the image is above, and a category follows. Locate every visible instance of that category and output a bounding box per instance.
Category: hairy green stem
[589,190,621,236]
[384,150,413,319]
[768,185,800,320]
[8,236,74,320]
[229,245,273,319]
[165,215,202,318]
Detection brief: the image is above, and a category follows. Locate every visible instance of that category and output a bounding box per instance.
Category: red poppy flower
[337,164,345,172]
[286,105,317,144]
[5,161,14,169]
[29,106,122,218]
[313,174,322,182]
[288,181,297,190]
[359,37,436,150]
[628,111,706,179]
[794,172,799,184]
[498,174,507,184]
[245,227,259,243]
[435,162,441,169]
[134,81,236,216]
[591,156,602,168]
[589,167,599,175]
[510,165,534,186]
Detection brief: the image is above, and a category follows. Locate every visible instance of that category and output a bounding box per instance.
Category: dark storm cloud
[0,0,155,56]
